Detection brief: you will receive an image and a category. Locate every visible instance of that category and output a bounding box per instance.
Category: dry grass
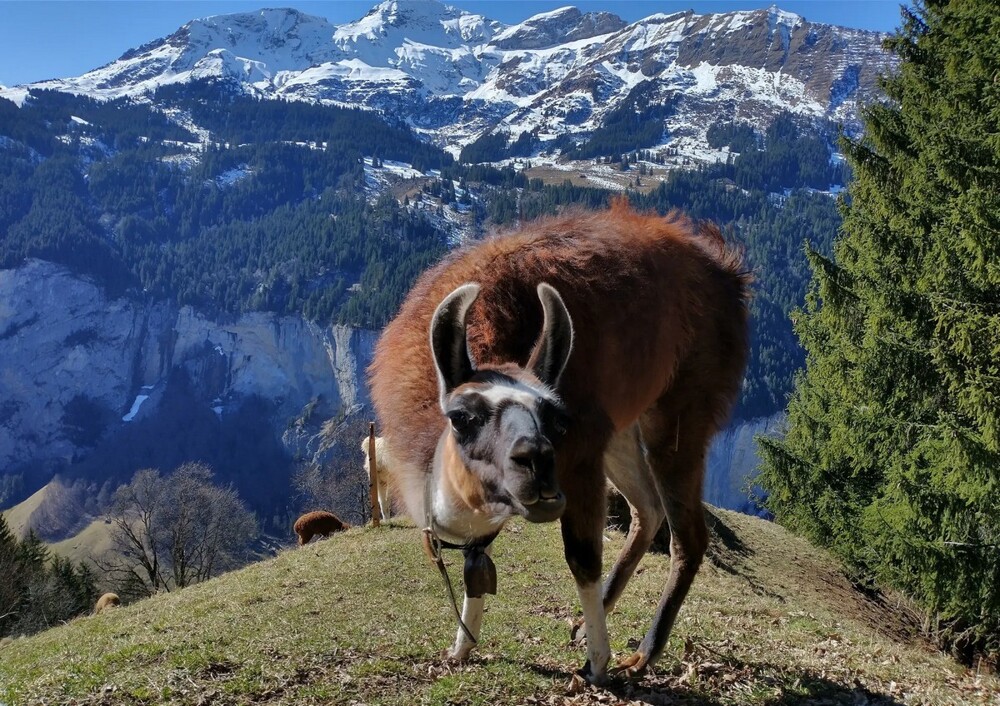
[1,510,996,705]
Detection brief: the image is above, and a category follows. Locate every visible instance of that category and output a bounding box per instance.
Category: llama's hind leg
[572,425,664,643]
[377,478,391,520]
[615,411,709,676]
[602,425,666,614]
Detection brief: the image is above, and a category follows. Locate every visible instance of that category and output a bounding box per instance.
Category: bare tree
[102,468,168,596]
[293,415,373,526]
[98,463,258,599]
[292,458,371,526]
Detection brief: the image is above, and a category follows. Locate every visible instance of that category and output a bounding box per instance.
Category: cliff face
[706,413,785,514]
[0,260,377,508]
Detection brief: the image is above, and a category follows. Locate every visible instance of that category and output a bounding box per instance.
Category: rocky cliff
[706,413,785,514]
[0,259,377,514]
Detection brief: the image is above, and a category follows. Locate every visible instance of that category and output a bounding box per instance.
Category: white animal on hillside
[361,435,394,521]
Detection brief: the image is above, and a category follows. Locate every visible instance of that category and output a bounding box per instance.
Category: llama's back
[369,203,749,491]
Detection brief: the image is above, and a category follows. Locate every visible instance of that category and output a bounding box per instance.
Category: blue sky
[0,1,907,87]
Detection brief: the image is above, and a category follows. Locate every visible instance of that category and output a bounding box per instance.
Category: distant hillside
[1,511,994,705]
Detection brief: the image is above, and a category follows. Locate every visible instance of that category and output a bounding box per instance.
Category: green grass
[1,511,997,705]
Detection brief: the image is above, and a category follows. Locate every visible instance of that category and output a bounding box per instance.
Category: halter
[421,471,499,643]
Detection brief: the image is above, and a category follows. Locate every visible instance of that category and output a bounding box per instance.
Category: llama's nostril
[539,485,560,500]
[510,454,534,471]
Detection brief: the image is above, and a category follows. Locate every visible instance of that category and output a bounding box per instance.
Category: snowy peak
[48,7,339,96]
[492,6,626,50]
[2,1,894,158]
[334,0,500,48]
[158,8,337,72]
[325,0,502,95]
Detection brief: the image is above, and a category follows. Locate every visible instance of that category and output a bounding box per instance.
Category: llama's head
[428,283,574,542]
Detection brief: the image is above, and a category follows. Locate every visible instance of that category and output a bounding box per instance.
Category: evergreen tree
[0,515,21,632]
[759,0,1000,659]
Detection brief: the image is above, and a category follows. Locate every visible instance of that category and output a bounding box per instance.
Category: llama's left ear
[527,283,574,388]
[430,283,480,411]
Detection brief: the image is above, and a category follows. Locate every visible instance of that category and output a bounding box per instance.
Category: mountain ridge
[1,1,895,158]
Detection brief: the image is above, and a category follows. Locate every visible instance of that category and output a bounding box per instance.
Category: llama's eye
[545,407,570,439]
[447,410,481,436]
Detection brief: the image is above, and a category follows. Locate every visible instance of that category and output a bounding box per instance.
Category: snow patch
[0,86,30,107]
[214,166,253,187]
[122,394,150,422]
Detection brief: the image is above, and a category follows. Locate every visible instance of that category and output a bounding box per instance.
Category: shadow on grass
[525,656,907,706]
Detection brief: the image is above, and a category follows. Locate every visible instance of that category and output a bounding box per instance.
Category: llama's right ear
[430,283,480,412]
[527,283,574,389]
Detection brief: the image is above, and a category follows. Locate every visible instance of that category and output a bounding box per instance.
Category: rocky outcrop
[0,260,377,505]
[705,413,785,514]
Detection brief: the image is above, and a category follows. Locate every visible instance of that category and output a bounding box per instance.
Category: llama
[93,592,120,614]
[360,435,394,520]
[368,201,750,683]
[294,510,350,546]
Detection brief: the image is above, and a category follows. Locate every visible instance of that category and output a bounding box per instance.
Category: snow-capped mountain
[3,0,895,155]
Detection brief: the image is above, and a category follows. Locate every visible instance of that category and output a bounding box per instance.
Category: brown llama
[368,200,750,683]
[294,510,350,546]
[93,592,120,614]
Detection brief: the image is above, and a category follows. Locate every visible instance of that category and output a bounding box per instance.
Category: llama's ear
[430,283,480,411]
[527,283,574,388]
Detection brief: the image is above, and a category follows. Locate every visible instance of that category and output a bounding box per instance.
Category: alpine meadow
[0,0,998,703]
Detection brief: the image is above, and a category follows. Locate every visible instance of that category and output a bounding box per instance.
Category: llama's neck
[428,433,509,545]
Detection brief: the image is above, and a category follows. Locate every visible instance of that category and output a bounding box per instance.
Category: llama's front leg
[446,544,493,660]
[447,593,485,660]
[377,481,391,521]
[562,493,610,684]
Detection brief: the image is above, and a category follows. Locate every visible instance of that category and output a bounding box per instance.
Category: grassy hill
[1,484,51,539]
[1,510,996,705]
[47,517,117,565]
[2,482,116,564]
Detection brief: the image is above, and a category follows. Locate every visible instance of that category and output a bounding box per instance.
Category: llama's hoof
[443,645,473,662]
[610,651,649,678]
[569,617,587,645]
[577,659,609,686]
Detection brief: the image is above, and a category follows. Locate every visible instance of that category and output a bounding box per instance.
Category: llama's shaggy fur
[94,592,120,614]
[294,510,350,546]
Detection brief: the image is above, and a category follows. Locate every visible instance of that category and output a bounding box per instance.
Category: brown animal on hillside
[294,510,350,546]
[93,592,120,614]
[368,200,750,682]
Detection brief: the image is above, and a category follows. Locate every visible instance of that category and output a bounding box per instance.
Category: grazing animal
[94,592,120,614]
[360,435,395,520]
[294,510,350,546]
[368,201,750,682]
